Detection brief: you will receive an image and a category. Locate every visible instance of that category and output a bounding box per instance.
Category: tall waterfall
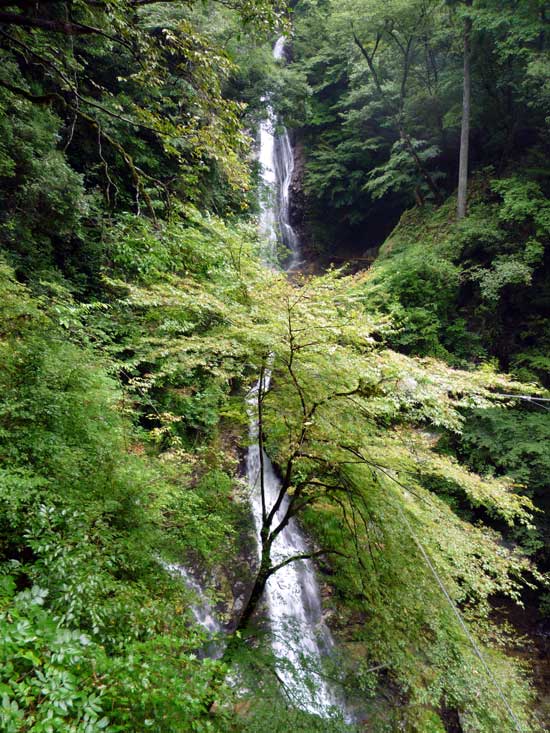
[247,36,337,716]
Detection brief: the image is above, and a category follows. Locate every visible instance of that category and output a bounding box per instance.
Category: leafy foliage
[240,267,541,731]
[281,0,550,254]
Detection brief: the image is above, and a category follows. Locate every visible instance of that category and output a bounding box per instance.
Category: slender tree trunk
[457,1,472,220]
[235,566,270,632]
[203,553,271,714]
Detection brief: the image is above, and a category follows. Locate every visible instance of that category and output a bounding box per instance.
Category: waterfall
[247,36,338,717]
[258,37,302,270]
[164,562,223,658]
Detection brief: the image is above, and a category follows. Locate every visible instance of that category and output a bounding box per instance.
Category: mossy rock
[403,707,446,733]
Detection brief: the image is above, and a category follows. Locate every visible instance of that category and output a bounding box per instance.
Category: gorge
[0,1,549,732]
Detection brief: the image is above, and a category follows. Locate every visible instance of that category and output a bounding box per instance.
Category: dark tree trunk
[235,570,269,631]
[457,1,472,220]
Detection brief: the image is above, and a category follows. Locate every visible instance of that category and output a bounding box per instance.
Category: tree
[230,267,536,624]
[0,0,287,222]
[456,0,472,219]
[284,0,550,258]
[345,0,444,203]
[202,264,539,730]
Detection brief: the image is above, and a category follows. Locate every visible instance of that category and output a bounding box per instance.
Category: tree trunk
[202,556,271,714]
[457,1,472,220]
[236,565,270,632]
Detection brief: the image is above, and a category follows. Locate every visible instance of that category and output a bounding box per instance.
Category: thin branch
[0,77,62,103]
[0,10,134,50]
[266,549,349,579]
[285,302,307,418]
[337,443,434,508]
[258,363,267,524]
[0,29,162,135]
[97,121,119,208]
[351,25,384,97]
[77,107,157,222]
[264,465,293,542]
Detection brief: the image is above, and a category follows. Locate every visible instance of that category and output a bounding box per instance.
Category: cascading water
[247,36,338,716]
[246,378,337,715]
[167,563,221,636]
[164,562,223,658]
[258,37,302,270]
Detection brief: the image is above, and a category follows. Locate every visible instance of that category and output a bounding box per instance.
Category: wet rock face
[287,133,321,271]
[285,132,375,274]
[288,133,306,233]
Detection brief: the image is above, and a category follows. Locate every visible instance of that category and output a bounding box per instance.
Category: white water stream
[166,563,221,636]
[247,36,338,716]
[258,37,302,271]
[164,562,224,659]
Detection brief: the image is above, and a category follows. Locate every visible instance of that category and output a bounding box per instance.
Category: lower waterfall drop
[247,36,339,717]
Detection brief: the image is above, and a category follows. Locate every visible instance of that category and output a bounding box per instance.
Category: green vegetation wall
[277,0,550,257]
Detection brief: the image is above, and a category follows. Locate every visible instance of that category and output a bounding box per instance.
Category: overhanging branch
[0,10,134,50]
[0,77,63,104]
[266,548,349,578]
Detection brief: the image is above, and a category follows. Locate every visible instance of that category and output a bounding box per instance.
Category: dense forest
[0,0,549,731]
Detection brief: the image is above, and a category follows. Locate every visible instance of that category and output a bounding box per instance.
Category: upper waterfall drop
[273,35,286,61]
[258,37,302,271]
